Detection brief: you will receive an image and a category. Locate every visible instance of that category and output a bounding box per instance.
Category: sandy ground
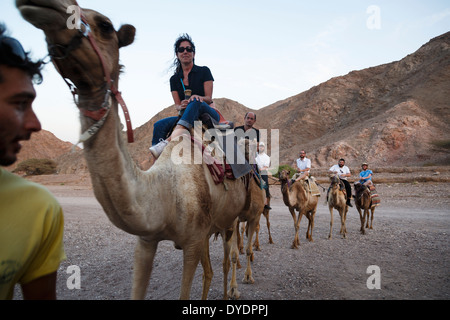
[13,174,450,301]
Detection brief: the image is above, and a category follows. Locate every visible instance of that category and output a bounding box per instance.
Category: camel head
[329,174,340,185]
[237,138,258,162]
[354,182,367,195]
[16,0,135,106]
[278,169,291,181]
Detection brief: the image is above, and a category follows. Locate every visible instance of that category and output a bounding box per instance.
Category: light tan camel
[327,174,349,239]
[354,182,376,234]
[278,170,319,249]
[17,0,250,300]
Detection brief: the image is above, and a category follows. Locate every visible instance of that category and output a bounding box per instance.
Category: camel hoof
[268,238,274,244]
[227,288,241,300]
[242,275,255,284]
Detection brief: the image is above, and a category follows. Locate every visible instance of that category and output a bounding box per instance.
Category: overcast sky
[2,0,449,143]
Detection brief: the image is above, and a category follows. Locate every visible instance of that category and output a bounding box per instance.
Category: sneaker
[149,139,168,158]
[264,204,272,210]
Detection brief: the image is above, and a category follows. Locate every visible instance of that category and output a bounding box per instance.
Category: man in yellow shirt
[0,24,66,299]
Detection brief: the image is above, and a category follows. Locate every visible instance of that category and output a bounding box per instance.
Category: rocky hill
[9,32,450,174]
[5,130,78,171]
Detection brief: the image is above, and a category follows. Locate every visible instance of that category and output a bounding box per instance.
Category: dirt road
[13,177,450,300]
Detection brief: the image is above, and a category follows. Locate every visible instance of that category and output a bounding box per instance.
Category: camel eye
[97,20,114,35]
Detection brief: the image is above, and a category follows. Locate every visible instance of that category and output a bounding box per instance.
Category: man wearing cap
[359,162,373,186]
[256,141,271,210]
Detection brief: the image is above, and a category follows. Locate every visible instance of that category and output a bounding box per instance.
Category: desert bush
[271,164,297,178]
[13,158,57,176]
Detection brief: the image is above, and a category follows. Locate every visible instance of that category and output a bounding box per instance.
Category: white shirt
[296,157,311,172]
[329,164,351,180]
[256,152,271,171]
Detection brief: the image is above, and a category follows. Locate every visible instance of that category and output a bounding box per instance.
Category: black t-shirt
[234,125,260,143]
[170,65,214,100]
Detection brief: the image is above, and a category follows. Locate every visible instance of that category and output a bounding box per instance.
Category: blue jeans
[151,100,219,145]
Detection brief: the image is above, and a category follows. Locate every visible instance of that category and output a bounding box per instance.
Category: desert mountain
[10,32,450,173]
[5,130,78,171]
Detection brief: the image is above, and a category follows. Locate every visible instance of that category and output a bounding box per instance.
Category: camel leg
[369,207,375,229]
[264,211,274,244]
[291,208,300,249]
[180,241,204,300]
[357,206,365,235]
[340,207,348,238]
[365,209,370,229]
[243,219,257,284]
[328,206,334,239]
[238,222,245,254]
[132,238,158,300]
[253,222,261,251]
[200,237,213,300]
[307,211,316,242]
[227,221,241,300]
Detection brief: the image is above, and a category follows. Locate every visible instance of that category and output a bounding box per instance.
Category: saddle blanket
[369,185,381,207]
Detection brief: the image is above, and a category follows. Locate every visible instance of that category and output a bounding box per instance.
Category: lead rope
[72,91,112,151]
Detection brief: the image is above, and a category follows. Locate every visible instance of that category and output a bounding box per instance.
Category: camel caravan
[17,0,379,300]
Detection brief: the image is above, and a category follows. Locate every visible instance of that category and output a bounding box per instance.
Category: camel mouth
[16,0,69,30]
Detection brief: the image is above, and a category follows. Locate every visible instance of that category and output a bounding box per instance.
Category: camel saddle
[369,185,381,207]
[200,113,252,181]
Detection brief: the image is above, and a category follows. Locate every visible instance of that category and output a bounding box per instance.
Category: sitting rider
[329,158,353,207]
[149,33,219,159]
[234,112,260,143]
[291,150,310,183]
[359,162,373,186]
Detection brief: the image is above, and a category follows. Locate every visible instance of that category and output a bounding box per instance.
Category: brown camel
[354,182,376,234]
[17,0,252,300]
[327,174,349,239]
[252,199,274,251]
[278,170,319,249]
[233,139,266,286]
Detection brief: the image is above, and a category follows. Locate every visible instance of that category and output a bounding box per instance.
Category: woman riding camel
[149,34,219,159]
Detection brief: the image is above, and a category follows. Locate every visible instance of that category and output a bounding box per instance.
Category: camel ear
[117,24,136,48]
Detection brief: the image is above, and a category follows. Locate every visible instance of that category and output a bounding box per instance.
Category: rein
[49,4,134,144]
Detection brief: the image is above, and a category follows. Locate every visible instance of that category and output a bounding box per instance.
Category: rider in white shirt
[329,158,353,207]
[292,150,311,182]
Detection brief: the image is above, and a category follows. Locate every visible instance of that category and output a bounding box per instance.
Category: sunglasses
[177,46,194,53]
[0,36,27,62]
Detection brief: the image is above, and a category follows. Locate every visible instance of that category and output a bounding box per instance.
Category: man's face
[300,151,306,159]
[244,113,256,128]
[0,65,40,166]
[338,160,345,167]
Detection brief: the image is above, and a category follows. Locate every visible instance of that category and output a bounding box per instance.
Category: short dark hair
[0,23,44,84]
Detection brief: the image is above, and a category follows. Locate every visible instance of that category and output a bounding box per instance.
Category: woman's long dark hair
[172,33,195,74]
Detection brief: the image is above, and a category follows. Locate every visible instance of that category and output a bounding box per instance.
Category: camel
[327,174,349,239]
[17,0,254,300]
[278,170,319,249]
[250,199,274,252]
[232,139,266,287]
[354,182,376,234]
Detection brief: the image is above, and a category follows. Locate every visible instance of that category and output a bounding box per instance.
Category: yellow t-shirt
[0,168,66,299]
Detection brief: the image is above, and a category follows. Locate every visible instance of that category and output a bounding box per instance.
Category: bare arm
[21,272,57,300]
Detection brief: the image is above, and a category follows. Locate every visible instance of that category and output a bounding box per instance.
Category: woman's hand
[189,95,204,103]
